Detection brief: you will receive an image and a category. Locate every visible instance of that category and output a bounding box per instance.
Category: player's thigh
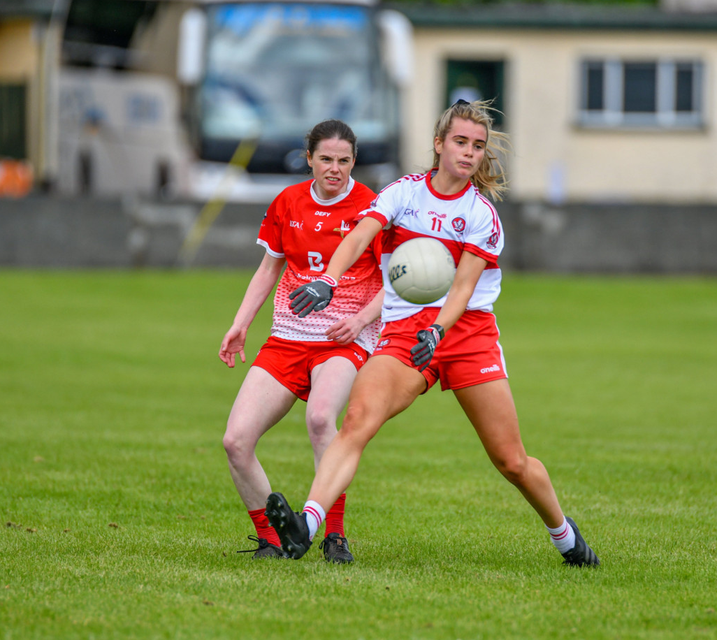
[307,356,359,421]
[343,355,426,437]
[226,366,297,442]
[453,379,527,463]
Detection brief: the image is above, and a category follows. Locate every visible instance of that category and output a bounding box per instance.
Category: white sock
[302,500,325,541]
[547,517,576,554]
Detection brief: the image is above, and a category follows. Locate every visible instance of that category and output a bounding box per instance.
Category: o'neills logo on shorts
[376,338,391,349]
[481,364,501,374]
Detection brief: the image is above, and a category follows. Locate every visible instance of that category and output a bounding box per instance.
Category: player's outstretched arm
[410,252,487,370]
[219,253,285,367]
[289,217,383,317]
[432,251,487,333]
[324,217,383,282]
[325,288,385,344]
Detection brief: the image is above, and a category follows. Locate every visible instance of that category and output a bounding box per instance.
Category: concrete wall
[499,202,717,273]
[1,197,716,273]
[0,197,266,269]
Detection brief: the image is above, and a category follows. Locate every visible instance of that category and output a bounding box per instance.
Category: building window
[579,59,704,128]
[0,83,27,159]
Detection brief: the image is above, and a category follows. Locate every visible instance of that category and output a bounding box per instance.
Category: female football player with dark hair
[219,120,383,563]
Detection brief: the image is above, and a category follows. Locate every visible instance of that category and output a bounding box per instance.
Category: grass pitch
[1,271,716,640]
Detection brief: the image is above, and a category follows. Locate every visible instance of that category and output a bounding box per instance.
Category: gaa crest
[451,217,466,233]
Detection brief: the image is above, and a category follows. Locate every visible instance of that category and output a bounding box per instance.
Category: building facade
[397,2,717,204]
[0,0,61,194]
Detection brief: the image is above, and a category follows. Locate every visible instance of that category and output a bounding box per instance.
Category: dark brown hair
[306,120,357,158]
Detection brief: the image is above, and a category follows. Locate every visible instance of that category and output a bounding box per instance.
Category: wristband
[429,324,445,341]
[317,274,338,288]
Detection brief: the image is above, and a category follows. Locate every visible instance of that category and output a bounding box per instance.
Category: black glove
[410,324,444,371]
[289,275,337,318]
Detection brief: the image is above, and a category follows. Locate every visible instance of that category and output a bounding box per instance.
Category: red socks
[324,493,347,537]
[248,507,281,546]
[251,494,347,544]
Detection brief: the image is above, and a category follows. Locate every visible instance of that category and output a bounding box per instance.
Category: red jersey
[257,177,383,353]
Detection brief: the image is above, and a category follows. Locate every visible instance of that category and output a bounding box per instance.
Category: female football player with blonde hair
[266,100,600,567]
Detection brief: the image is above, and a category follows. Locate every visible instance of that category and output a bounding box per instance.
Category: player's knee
[222,431,238,457]
[340,402,379,445]
[494,453,528,486]
[306,408,337,440]
[341,402,366,432]
[222,428,254,463]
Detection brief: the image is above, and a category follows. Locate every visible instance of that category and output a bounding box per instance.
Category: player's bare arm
[410,251,488,370]
[290,217,384,317]
[325,288,385,344]
[432,251,487,332]
[219,254,285,367]
[324,217,383,282]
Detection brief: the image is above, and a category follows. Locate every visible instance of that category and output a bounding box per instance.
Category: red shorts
[252,336,369,401]
[373,309,508,392]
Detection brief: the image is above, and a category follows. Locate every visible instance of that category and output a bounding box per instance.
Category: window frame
[578,57,705,129]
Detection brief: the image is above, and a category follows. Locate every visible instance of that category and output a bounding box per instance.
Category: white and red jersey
[257,177,383,353]
[360,171,504,323]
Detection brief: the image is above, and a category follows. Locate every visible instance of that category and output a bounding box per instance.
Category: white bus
[57,0,413,203]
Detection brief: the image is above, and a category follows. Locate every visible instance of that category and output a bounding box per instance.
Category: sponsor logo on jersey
[480,364,501,374]
[334,220,351,238]
[314,211,332,217]
[307,251,323,271]
[452,217,466,233]
[428,210,447,219]
[290,220,303,230]
[487,232,499,249]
